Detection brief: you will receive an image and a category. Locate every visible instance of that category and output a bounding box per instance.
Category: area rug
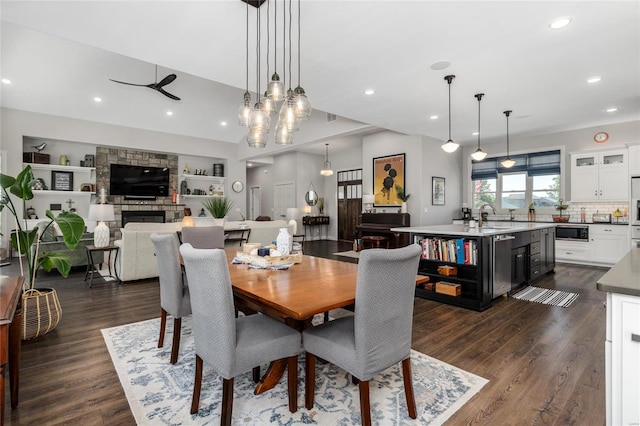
[511,286,579,308]
[332,250,360,259]
[102,317,488,425]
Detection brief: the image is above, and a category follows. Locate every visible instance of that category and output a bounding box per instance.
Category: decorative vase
[213,218,226,227]
[59,154,68,166]
[22,288,62,340]
[401,202,407,214]
[276,227,292,255]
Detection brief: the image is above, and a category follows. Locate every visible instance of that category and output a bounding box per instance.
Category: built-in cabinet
[414,233,492,311]
[571,149,628,201]
[628,144,640,176]
[178,174,226,199]
[606,291,640,425]
[590,224,630,265]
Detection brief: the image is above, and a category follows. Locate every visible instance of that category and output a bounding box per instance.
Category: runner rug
[332,250,360,259]
[102,317,488,425]
[511,286,579,308]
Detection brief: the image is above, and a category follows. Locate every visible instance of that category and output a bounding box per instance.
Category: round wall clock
[232,180,244,193]
[594,132,609,144]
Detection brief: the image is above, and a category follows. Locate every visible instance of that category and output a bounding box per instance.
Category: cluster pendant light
[320,143,333,176]
[441,75,459,153]
[239,0,311,148]
[501,110,516,168]
[470,93,488,161]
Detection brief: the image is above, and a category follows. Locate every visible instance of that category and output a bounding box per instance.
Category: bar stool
[361,235,390,249]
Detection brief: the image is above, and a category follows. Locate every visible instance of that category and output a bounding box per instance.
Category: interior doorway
[249,186,261,220]
[337,169,362,242]
[273,182,295,220]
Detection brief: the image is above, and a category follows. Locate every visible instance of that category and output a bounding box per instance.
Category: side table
[84,244,120,287]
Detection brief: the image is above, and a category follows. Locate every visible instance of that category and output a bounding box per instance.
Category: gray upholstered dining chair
[179,244,301,423]
[180,226,225,249]
[302,244,422,426]
[150,232,191,364]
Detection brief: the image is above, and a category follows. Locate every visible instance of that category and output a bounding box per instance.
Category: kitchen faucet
[478,203,496,228]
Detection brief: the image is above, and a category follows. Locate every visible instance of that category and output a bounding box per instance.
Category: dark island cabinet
[413,233,492,312]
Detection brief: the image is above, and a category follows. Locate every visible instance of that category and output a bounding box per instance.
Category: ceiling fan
[109,65,181,100]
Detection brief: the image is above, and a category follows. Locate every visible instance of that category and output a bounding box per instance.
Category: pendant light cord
[282,0,286,88]
[475,93,484,149]
[447,78,452,140]
[288,0,293,90]
[505,111,510,156]
[297,0,301,87]
[245,0,249,93]
[256,2,261,99]
[266,0,270,80]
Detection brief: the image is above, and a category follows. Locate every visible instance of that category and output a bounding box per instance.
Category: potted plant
[395,184,410,213]
[317,197,325,215]
[0,165,85,339]
[553,199,569,222]
[202,197,234,226]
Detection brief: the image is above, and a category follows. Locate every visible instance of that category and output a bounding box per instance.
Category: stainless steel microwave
[555,225,589,241]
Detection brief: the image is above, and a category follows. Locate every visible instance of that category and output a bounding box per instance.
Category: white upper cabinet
[571,149,628,202]
[628,144,640,176]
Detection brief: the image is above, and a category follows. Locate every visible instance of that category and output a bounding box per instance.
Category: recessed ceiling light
[549,17,571,29]
[587,76,602,84]
[247,163,253,167]
[364,89,375,95]
[605,107,618,113]
[472,132,479,136]
[220,121,227,126]
[430,61,451,71]
[93,97,102,103]
[429,115,438,120]
[166,111,173,116]
[1,78,11,85]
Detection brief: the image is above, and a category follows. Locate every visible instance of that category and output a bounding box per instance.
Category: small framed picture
[432,176,445,205]
[51,171,74,191]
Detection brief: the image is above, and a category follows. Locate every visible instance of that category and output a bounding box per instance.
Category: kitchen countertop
[453,219,630,226]
[391,222,555,237]
[596,248,640,297]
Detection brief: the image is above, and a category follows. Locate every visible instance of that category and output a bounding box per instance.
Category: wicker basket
[22,288,62,340]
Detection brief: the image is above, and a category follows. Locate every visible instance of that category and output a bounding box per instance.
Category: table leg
[113,248,120,282]
[253,317,310,394]
[88,250,95,288]
[9,299,21,408]
[84,248,91,282]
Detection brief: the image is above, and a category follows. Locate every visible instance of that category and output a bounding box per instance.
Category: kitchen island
[596,249,640,425]
[392,223,556,311]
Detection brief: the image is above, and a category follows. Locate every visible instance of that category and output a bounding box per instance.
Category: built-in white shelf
[32,190,95,196]
[180,174,225,182]
[24,163,96,173]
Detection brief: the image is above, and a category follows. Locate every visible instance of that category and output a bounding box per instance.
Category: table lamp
[88,204,115,247]
[182,208,194,227]
[362,194,375,213]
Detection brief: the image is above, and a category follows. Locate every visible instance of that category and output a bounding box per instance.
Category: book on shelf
[419,237,477,266]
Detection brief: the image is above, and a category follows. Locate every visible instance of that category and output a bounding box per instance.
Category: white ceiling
[1,1,639,156]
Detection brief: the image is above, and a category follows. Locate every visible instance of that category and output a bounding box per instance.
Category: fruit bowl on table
[552,215,570,223]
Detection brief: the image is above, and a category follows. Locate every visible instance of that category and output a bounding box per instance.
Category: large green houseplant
[1,165,85,339]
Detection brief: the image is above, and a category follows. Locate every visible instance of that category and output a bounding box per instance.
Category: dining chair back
[302,244,422,425]
[180,226,224,249]
[179,243,301,424]
[150,232,191,364]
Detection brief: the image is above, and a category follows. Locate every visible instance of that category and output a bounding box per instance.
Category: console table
[302,215,330,240]
[0,275,24,425]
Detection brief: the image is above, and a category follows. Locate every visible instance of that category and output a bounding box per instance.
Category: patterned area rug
[102,317,488,425]
[332,250,360,259]
[511,286,579,308]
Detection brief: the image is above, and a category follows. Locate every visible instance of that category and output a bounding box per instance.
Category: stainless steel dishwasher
[492,234,515,298]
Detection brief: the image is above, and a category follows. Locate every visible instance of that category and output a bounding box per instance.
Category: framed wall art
[51,171,74,191]
[432,176,445,205]
[373,153,405,207]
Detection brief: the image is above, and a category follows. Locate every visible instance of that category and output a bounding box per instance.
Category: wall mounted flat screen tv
[110,164,170,197]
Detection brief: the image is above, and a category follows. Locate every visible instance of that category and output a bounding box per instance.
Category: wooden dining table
[215,248,428,394]
[0,275,24,426]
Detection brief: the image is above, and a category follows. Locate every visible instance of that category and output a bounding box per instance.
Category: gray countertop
[391,222,556,237]
[596,249,640,297]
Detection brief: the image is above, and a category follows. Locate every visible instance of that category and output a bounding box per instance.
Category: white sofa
[114,222,182,282]
[114,219,296,282]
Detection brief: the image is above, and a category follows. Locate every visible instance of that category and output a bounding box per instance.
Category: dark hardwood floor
[3,241,608,425]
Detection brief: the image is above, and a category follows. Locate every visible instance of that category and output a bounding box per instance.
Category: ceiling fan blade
[155,87,181,101]
[109,78,148,87]
[156,74,177,88]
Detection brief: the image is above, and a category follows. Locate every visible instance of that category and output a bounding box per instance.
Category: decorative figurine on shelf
[183,163,190,174]
[199,208,207,217]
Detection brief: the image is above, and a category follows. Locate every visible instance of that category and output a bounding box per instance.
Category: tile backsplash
[484,201,630,223]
